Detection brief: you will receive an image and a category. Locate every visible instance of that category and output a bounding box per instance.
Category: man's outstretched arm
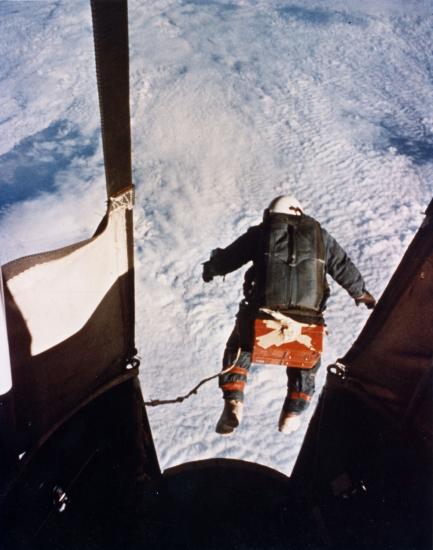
[322,228,376,309]
[202,226,261,282]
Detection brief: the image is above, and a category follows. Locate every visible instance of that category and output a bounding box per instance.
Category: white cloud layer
[1,0,432,475]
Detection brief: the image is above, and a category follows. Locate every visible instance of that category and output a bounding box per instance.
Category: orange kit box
[251,311,324,369]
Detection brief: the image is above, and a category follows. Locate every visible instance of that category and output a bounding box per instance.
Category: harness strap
[90,0,136,360]
[90,0,132,198]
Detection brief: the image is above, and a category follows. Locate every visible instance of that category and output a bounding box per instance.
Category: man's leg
[278,360,321,433]
[219,337,251,403]
[216,305,254,434]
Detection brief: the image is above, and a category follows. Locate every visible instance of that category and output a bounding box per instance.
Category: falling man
[202,196,376,435]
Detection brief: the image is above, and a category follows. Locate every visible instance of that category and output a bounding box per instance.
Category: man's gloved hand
[202,261,214,283]
[355,290,376,309]
[203,248,223,282]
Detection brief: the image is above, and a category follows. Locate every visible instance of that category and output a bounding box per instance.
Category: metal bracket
[327,361,348,381]
[125,350,140,370]
[53,485,69,513]
[108,187,135,213]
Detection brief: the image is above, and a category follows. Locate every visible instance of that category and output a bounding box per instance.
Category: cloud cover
[0,0,432,475]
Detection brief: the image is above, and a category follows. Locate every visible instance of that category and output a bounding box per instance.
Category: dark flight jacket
[207,213,365,322]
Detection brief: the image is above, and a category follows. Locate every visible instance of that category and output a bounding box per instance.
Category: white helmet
[267,195,303,216]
